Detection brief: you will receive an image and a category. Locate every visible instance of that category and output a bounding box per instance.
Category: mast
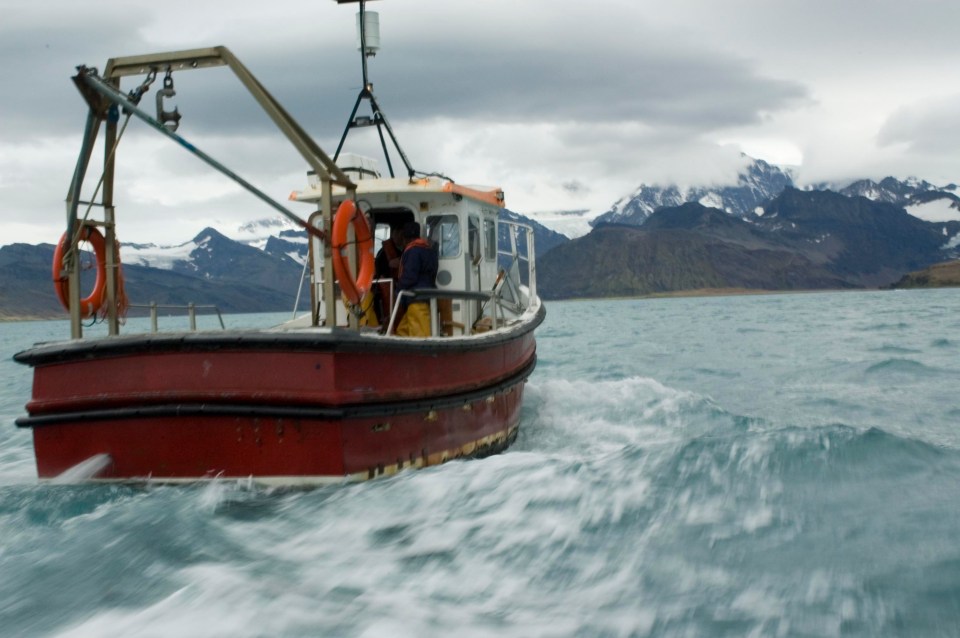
[333,0,416,179]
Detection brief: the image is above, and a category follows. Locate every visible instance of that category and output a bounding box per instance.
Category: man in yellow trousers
[395,221,438,337]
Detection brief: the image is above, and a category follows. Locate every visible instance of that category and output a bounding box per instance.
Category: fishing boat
[13,1,543,484]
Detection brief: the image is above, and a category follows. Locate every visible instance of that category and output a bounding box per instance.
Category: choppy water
[2,290,960,637]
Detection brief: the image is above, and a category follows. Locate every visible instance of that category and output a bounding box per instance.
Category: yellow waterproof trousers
[342,291,379,327]
[396,302,431,337]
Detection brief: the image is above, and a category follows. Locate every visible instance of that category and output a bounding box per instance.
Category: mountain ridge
[591,157,796,227]
[0,210,565,320]
[582,158,960,232]
[538,188,960,299]
[4,177,960,319]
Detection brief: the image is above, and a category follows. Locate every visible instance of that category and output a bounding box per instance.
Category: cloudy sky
[2,0,960,245]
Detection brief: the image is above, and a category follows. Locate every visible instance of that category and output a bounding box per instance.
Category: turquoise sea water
[2,289,960,636]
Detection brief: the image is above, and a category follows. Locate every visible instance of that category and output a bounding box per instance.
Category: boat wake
[50,453,113,484]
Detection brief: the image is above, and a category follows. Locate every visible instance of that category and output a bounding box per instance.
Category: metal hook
[124,68,157,111]
[155,69,181,132]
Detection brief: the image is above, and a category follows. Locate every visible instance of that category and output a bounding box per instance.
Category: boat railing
[388,289,502,338]
[127,302,226,333]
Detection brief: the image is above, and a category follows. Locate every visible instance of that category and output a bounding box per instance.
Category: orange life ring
[331,199,375,306]
[52,226,107,319]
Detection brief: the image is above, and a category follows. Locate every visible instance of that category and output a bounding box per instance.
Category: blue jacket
[398,239,438,304]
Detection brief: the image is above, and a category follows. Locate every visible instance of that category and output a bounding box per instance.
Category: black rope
[414,170,455,183]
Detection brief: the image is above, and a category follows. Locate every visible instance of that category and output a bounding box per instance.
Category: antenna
[332,0,415,179]
[357,9,380,57]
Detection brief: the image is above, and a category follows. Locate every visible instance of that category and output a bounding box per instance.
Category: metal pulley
[155,70,182,132]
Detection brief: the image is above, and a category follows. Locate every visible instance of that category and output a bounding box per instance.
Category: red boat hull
[24,331,537,415]
[28,382,525,482]
[15,315,542,483]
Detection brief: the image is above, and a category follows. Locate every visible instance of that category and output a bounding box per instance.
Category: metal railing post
[188,303,197,331]
[429,297,438,337]
[388,291,412,335]
[526,227,537,302]
[150,302,158,333]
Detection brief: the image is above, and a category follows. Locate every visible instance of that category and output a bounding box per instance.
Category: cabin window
[468,216,481,265]
[426,215,460,259]
[484,219,496,261]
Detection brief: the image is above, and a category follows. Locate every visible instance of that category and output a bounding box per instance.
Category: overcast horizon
[3,0,960,246]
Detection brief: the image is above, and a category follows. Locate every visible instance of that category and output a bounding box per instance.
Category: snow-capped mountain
[578,158,960,232]
[836,177,960,223]
[263,230,310,266]
[122,239,204,271]
[123,221,309,272]
[4,186,958,317]
[123,209,565,278]
[537,186,960,299]
[235,218,307,259]
[522,209,590,240]
[837,176,956,204]
[121,226,305,292]
[591,158,795,227]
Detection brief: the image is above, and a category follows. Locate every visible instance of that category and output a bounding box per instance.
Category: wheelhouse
[292,154,531,335]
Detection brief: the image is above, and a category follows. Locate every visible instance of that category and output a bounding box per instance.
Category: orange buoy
[331,200,375,306]
[52,226,108,319]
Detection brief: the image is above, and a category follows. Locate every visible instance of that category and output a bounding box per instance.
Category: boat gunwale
[14,304,545,366]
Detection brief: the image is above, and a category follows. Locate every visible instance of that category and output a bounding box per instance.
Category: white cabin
[291,157,534,335]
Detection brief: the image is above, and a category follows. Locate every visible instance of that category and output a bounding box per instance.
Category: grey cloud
[2,14,810,152]
[561,180,587,194]
[299,40,811,135]
[9,0,960,248]
[0,12,153,139]
[877,94,960,154]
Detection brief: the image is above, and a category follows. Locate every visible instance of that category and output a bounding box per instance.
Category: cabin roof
[290,175,505,208]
